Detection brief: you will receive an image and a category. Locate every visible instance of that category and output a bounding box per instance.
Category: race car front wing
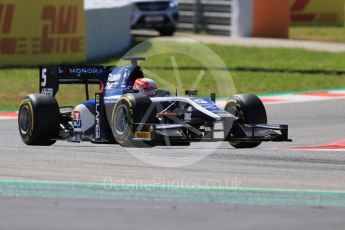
[132,122,291,143]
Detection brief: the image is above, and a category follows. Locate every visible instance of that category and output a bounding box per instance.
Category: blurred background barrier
[251,0,290,38]
[0,0,86,66]
[178,0,290,38]
[178,0,233,35]
[0,0,132,66]
[290,0,344,26]
[85,0,132,60]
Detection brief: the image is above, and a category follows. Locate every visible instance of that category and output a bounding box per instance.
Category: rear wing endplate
[39,66,113,98]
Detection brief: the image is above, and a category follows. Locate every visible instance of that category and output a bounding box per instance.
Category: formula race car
[18,58,291,148]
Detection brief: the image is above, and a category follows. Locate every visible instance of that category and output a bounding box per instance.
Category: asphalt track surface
[1,99,345,229]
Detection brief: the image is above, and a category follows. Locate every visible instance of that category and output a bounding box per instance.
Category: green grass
[1,39,345,110]
[290,26,345,43]
[0,69,100,110]
[232,72,345,94]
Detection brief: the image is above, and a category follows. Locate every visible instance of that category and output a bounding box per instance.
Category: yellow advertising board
[290,0,344,26]
[0,0,86,66]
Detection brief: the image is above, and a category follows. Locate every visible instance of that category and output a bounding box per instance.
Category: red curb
[301,92,345,98]
[260,98,285,103]
[0,112,18,118]
[291,139,345,150]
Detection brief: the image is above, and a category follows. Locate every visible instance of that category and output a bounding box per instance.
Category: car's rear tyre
[111,94,155,147]
[157,26,176,36]
[18,94,60,146]
[225,94,267,149]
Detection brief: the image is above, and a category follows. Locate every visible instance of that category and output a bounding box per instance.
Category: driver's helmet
[133,78,157,96]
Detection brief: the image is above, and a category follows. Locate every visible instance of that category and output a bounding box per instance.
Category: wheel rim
[114,104,130,135]
[226,103,241,120]
[226,105,238,117]
[19,105,31,135]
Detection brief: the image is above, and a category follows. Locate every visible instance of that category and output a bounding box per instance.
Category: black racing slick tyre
[111,94,155,147]
[225,94,267,149]
[18,94,60,146]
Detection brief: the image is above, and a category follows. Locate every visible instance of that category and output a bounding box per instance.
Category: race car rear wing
[39,66,113,99]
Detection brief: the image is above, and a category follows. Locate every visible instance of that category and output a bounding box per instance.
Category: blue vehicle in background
[131,0,179,36]
[18,58,291,148]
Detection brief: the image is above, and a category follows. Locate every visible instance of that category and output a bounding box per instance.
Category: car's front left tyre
[111,94,155,147]
[18,94,60,146]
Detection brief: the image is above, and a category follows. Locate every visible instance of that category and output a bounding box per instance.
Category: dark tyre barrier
[157,26,176,36]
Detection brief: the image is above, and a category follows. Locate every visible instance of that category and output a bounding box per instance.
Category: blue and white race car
[18,58,291,148]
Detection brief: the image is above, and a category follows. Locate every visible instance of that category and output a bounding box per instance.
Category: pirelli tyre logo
[0,0,86,66]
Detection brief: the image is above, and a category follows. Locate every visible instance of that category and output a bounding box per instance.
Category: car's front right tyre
[224,94,267,149]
